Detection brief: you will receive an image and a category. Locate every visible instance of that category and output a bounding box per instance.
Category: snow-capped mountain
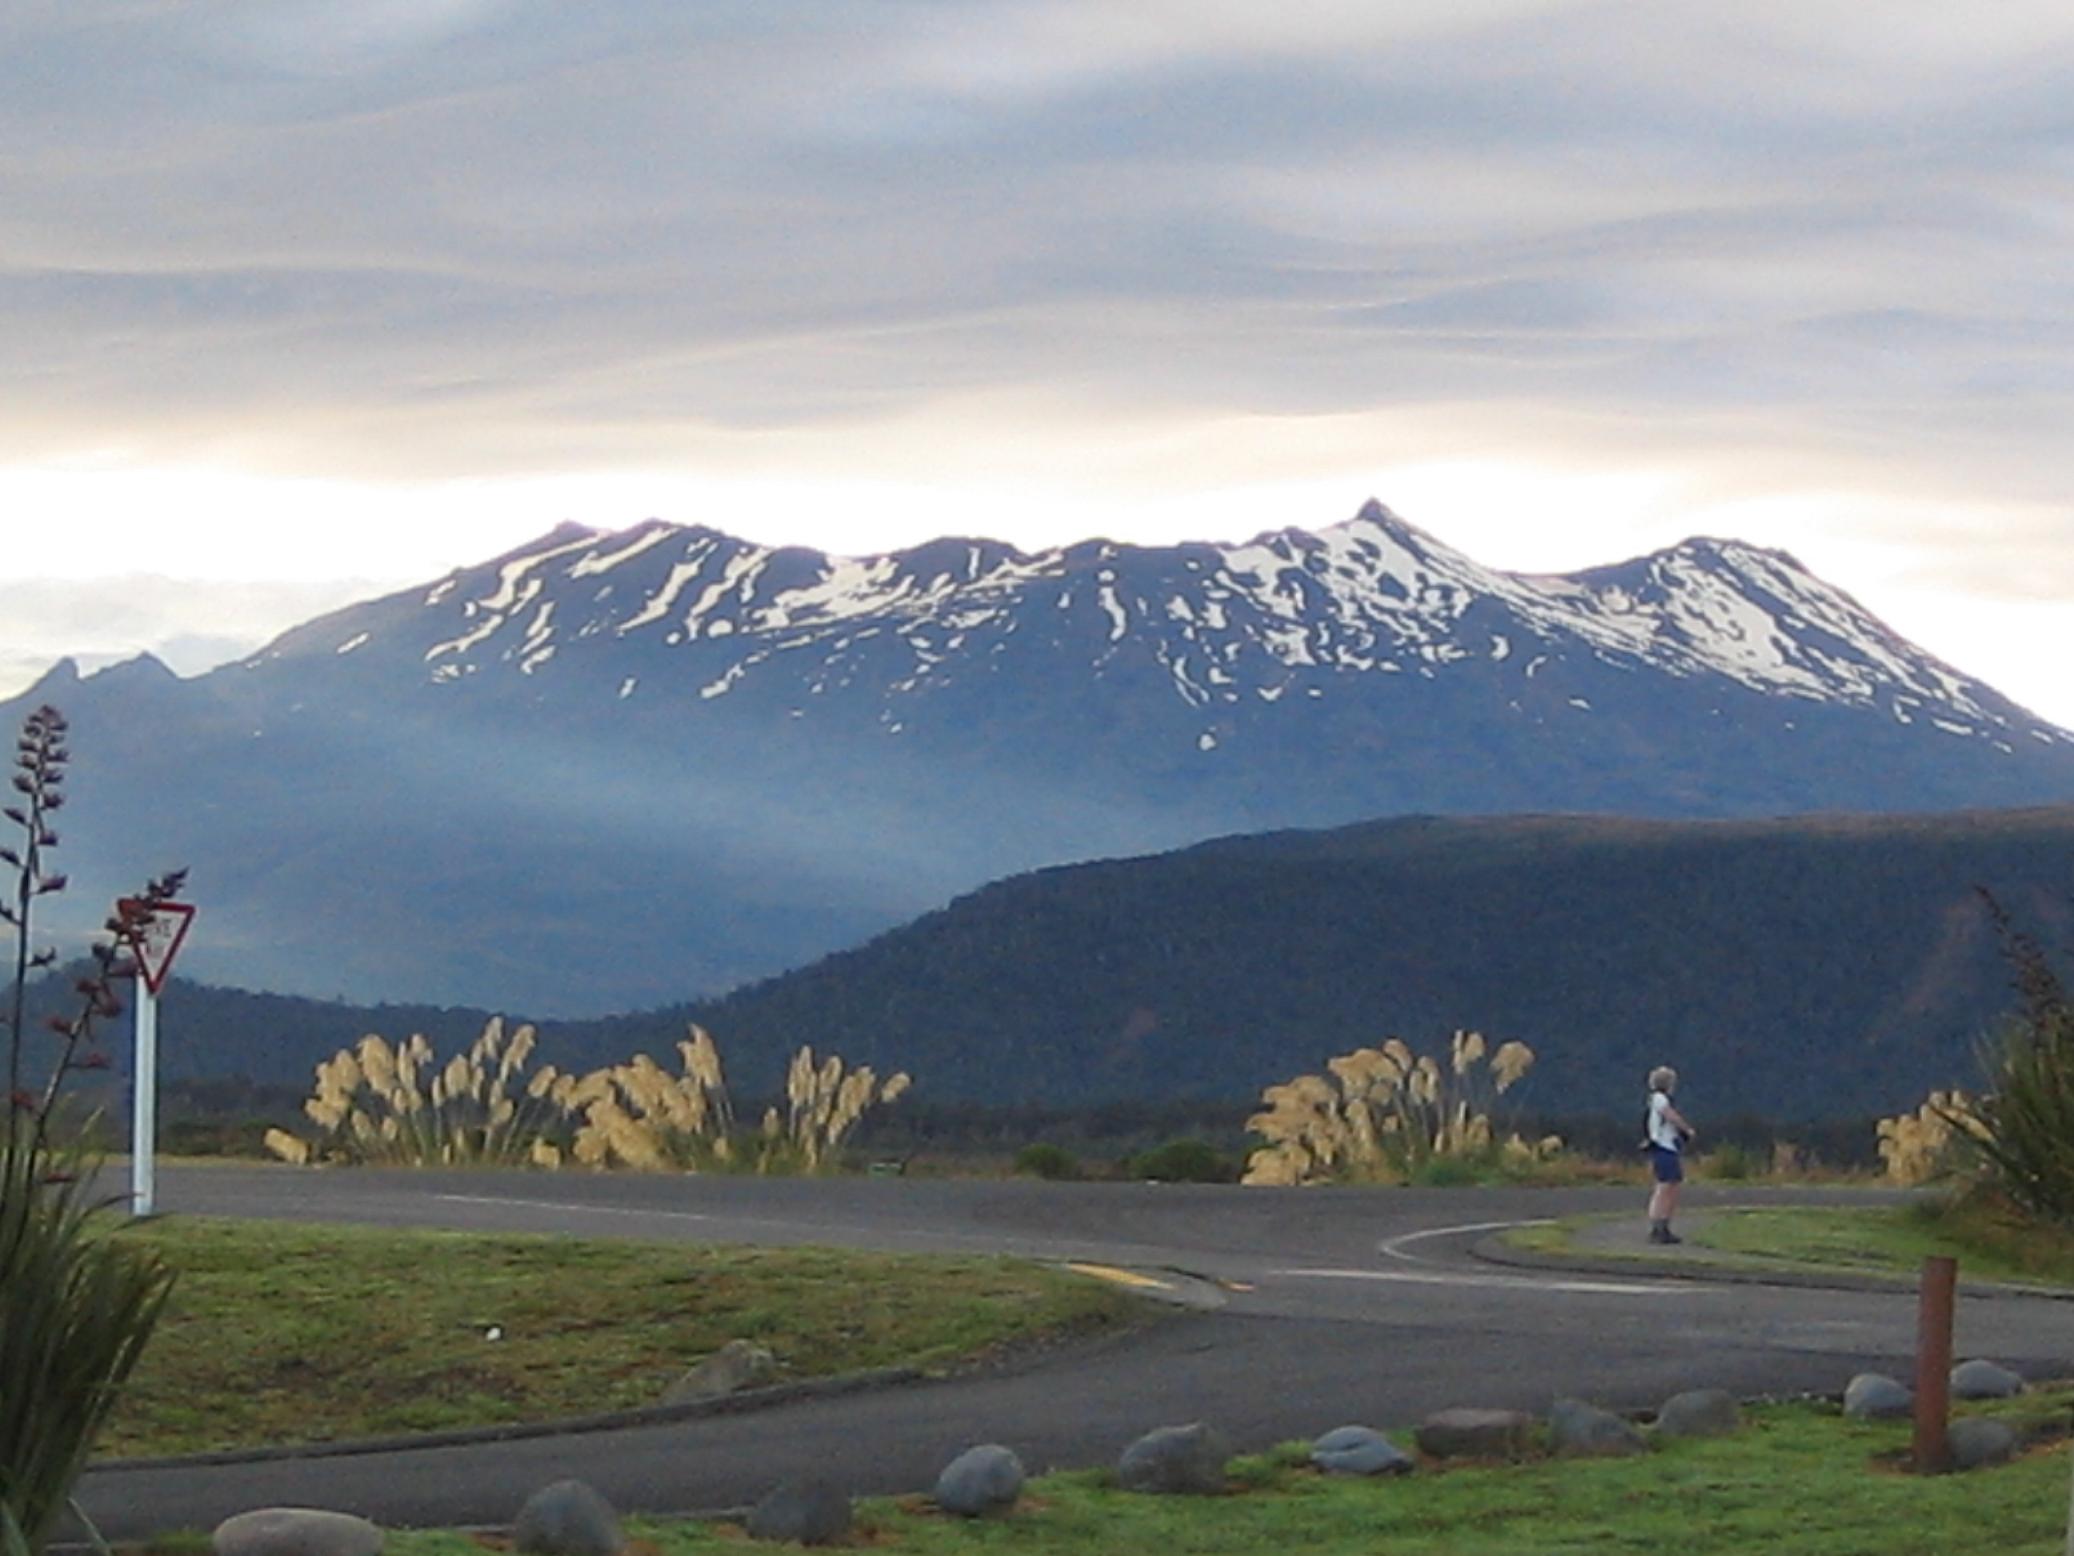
[9,503,2071,1014]
[260,501,2048,752]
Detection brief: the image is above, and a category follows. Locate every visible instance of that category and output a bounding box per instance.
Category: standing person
[1644,1066,1694,1244]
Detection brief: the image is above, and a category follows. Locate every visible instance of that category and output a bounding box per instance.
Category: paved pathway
[71,1168,2074,1539]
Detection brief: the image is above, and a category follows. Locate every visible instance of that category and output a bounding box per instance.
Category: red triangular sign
[120,901,197,995]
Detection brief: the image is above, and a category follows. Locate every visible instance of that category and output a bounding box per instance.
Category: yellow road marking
[1065,1261,1176,1291]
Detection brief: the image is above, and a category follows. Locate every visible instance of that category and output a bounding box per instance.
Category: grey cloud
[0,1,2071,517]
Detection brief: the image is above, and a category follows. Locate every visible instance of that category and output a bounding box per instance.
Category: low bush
[1013,1143,1080,1180]
[1126,1137,1238,1183]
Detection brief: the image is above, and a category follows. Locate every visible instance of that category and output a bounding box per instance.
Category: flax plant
[1242,1030,1554,1186]
[267,1019,573,1167]
[1,708,67,1113]
[1,706,180,1553]
[1951,892,2074,1223]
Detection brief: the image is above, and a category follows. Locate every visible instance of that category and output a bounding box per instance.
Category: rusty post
[2065,1437,2073,1556]
[1913,1254,1957,1474]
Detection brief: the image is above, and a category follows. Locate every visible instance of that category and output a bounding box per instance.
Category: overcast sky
[3,2,2071,724]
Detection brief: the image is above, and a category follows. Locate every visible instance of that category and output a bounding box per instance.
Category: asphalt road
[72,1166,2074,1538]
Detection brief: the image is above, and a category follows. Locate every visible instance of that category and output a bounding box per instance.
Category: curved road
[77,1166,2074,1538]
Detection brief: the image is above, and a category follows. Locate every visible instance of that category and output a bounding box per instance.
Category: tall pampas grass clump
[763,1045,911,1173]
[567,1026,737,1170]
[567,1032,911,1174]
[1876,1090,1979,1186]
[267,1019,574,1167]
[1242,1031,1556,1186]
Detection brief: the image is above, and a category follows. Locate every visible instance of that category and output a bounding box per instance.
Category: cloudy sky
[4,2,2072,722]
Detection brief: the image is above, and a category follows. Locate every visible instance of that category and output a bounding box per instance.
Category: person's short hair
[1648,1066,1678,1093]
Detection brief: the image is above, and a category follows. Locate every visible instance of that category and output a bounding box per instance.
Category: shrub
[1410,1154,1487,1187]
[1126,1137,1236,1183]
[1699,1142,1756,1181]
[1012,1142,1080,1180]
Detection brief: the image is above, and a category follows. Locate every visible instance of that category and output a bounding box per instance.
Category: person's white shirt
[1647,1090,1683,1151]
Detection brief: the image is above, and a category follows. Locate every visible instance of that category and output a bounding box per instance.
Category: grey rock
[1310,1426,1414,1476]
[1117,1422,1231,1495]
[1843,1373,1913,1420]
[1950,1359,2025,1400]
[935,1444,1026,1517]
[746,1479,852,1546]
[664,1338,777,1404]
[1656,1388,1741,1440]
[1948,1416,2020,1470]
[513,1481,622,1556]
[1415,1407,1537,1460]
[1549,1398,1649,1458]
[213,1509,383,1556]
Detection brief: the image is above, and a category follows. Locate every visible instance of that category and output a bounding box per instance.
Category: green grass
[362,1394,2074,1556]
[1691,1197,2074,1289]
[1502,1195,2074,1291]
[95,1218,1148,1458]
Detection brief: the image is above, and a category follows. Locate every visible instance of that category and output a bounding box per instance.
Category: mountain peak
[85,652,178,685]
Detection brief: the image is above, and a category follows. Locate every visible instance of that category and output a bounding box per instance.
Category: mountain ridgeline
[666,806,2074,1120]
[111,807,2074,1125]
[5,503,2072,1016]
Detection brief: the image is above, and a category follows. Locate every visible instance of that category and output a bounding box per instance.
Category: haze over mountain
[7,504,2071,1014]
[80,807,2074,1126]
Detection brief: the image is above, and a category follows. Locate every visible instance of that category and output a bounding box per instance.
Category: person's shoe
[1659,1228,1683,1245]
[1648,1223,1681,1245]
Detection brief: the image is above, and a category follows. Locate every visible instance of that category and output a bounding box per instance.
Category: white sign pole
[131,981,158,1218]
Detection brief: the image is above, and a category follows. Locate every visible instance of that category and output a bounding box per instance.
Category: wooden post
[1913,1254,1957,1474]
[2064,1435,2073,1556]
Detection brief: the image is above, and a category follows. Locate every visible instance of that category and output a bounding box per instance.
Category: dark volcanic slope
[667,807,2074,1121]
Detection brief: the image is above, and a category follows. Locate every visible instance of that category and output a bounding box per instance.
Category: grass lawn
[96,1218,1149,1458]
[1506,1195,2074,1291]
[359,1393,2074,1556]
[1690,1197,2074,1288]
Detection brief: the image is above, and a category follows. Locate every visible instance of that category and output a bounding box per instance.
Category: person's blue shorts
[1648,1145,1684,1184]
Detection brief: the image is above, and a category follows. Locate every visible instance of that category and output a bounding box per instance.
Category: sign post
[121,899,195,1219]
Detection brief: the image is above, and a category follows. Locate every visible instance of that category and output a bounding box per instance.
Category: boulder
[1415,1408,1537,1460]
[1116,1422,1231,1495]
[664,1339,777,1404]
[1549,1398,1648,1458]
[746,1479,852,1546]
[1843,1373,1913,1420]
[213,1509,383,1556]
[512,1481,622,1556]
[935,1444,1026,1517]
[1948,1416,2019,1471]
[1310,1426,1413,1476]
[1655,1388,1741,1440]
[1950,1359,2024,1400]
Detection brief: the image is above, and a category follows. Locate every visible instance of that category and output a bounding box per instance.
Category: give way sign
[120,900,197,994]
